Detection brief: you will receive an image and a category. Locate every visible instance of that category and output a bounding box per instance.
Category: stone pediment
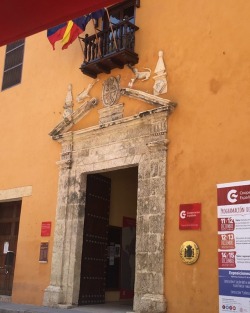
[49,51,176,140]
[49,97,98,140]
[49,77,176,141]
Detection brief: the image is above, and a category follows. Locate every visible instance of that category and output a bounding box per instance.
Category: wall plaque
[41,221,51,236]
[179,203,201,230]
[180,241,200,265]
[39,242,49,263]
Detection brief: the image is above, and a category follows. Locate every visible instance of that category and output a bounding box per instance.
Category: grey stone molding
[44,104,175,313]
[45,75,176,312]
[120,88,176,109]
[49,98,98,140]
[0,186,32,201]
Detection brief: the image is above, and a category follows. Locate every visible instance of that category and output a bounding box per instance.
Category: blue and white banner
[217,181,250,313]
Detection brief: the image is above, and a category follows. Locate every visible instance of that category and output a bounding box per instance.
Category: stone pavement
[0,302,133,313]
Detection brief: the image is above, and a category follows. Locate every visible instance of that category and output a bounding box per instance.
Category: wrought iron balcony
[80,19,139,78]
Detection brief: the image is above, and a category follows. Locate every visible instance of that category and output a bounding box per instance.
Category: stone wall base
[0,295,11,303]
[43,285,64,307]
[134,294,167,313]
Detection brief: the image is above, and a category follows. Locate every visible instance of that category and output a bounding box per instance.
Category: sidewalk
[0,302,133,313]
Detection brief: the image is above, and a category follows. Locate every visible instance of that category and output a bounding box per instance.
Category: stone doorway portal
[44,102,173,313]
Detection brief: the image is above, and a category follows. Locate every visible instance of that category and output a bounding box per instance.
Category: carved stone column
[43,134,84,307]
[133,122,168,313]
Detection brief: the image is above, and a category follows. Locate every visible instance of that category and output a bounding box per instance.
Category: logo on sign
[227,189,238,203]
[222,305,236,311]
[180,210,186,219]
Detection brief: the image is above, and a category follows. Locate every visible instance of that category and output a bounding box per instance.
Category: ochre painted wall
[0,0,250,311]
[104,167,137,302]
[106,168,137,227]
[156,1,250,313]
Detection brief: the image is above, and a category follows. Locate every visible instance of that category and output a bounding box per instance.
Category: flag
[47,9,105,50]
[62,9,105,50]
[90,8,105,20]
[61,15,91,50]
[47,22,67,50]
[61,20,74,47]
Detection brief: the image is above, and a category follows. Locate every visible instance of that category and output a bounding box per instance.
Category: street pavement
[0,301,133,313]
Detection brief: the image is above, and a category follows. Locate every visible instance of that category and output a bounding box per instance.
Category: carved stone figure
[127,64,151,88]
[153,50,168,95]
[63,84,73,120]
[76,79,99,103]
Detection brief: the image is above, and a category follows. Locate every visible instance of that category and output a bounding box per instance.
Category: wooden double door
[78,174,111,305]
[0,201,21,296]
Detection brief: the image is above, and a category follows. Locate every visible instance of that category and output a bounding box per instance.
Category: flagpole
[78,36,84,55]
[104,7,118,50]
[91,18,102,57]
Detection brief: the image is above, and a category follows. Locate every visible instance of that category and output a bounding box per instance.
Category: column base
[134,293,167,313]
[43,285,64,307]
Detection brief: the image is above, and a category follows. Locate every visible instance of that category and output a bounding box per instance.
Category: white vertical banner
[217,180,250,313]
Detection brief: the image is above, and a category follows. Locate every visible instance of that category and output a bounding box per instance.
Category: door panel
[0,201,21,296]
[79,174,111,305]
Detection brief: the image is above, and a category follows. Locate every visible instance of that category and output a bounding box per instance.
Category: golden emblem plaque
[180,241,200,265]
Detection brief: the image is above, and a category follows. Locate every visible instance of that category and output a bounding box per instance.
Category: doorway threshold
[75,301,133,313]
[0,295,11,303]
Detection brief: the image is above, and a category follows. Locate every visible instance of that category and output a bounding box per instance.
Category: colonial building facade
[0,1,250,313]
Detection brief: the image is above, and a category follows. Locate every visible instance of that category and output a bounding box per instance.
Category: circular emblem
[102,76,121,107]
[180,241,200,265]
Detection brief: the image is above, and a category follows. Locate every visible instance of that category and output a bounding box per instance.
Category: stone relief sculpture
[63,84,74,120]
[50,50,173,137]
[153,50,168,95]
[76,78,99,103]
[127,64,151,88]
[102,75,121,107]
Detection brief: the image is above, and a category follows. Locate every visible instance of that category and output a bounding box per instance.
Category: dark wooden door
[0,201,21,296]
[79,174,111,305]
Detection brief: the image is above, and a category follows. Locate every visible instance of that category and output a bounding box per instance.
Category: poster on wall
[217,180,250,313]
[41,221,51,237]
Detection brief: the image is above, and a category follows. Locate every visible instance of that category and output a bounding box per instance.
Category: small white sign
[3,242,9,254]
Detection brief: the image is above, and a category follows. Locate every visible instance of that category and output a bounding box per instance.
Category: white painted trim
[217,180,250,188]
[0,186,32,201]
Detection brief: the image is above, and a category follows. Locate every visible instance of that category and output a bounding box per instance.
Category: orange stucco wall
[161,1,250,312]
[0,0,250,311]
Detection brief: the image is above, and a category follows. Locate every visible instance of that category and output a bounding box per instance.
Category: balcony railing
[80,19,139,78]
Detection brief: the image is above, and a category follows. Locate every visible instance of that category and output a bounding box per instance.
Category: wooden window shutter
[2,39,25,91]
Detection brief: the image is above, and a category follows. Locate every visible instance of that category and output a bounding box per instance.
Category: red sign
[41,222,51,237]
[179,203,201,230]
[217,217,235,232]
[218,233,235,250]
[218,251,236,268]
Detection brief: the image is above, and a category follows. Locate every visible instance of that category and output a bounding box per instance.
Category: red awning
[0,0,122,47]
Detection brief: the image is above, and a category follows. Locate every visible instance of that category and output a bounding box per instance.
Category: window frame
[1,39,25,91]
